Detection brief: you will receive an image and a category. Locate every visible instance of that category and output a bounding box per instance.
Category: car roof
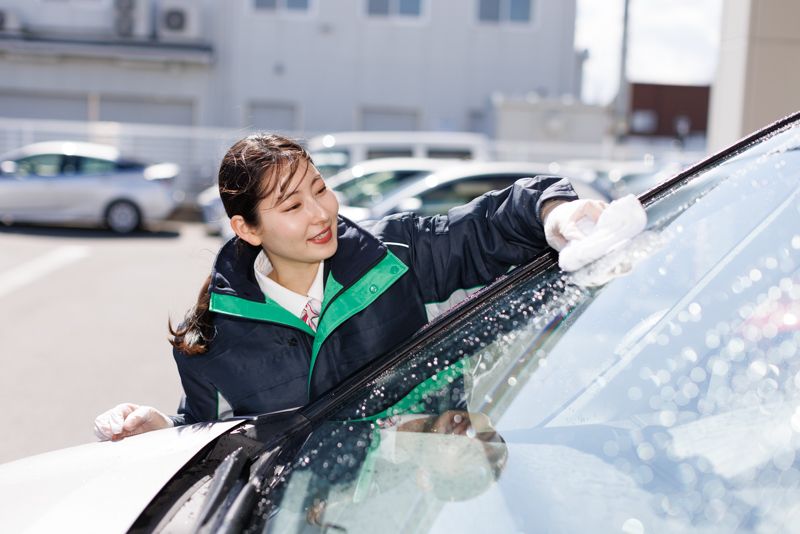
[327,158,461,188]
[1,141,120,162]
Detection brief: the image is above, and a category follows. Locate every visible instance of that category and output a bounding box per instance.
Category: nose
[307,194,330,222]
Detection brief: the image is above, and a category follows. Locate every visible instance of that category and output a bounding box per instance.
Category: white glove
[554,195,648,272]
[93,403,173,441]
[543,199,608,252]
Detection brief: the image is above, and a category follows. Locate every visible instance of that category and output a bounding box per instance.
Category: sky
[575,0,725,105]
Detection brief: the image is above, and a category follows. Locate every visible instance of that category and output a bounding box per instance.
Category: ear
[230,215,262,247]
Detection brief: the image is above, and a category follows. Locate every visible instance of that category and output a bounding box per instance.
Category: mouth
[308,226,333,244]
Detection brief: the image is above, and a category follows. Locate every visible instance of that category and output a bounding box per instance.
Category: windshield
[336,169,434,207]
[265,124,800,533]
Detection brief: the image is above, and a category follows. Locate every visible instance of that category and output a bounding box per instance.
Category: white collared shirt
[253,251,324,318]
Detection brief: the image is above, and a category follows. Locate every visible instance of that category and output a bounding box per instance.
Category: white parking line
[0,246,90,299]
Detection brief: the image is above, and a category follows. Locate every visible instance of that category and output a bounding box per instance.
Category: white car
[1,111,800,532]
[307,130,491,177]
[328,157,461,208]
[339,160,608,222]
[0,141,179,234]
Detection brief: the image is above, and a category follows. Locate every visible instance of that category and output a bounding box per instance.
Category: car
[338,160,608,221]
[328,157,461,209]
[0,141,179,234]
[2,110,800,532]
[561,158,687,199]
[307,131,491,177]
[197,182,235,241]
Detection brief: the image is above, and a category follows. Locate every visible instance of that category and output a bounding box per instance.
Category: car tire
[105,200,141,234]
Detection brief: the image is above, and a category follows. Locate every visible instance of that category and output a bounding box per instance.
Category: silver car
[0,141,179,233]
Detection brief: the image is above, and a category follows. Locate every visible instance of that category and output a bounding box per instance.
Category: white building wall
[0,0,582,135]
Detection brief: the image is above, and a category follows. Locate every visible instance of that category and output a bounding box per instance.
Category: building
[709,0,800,151]
[628,82,710,143]
[0,0,585,134]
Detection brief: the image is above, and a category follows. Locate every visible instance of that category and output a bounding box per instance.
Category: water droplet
[750,269,762,282]
[690,367,707,383]
[705,332,721,349]
[659,410,677,427]
[688,302,702,317]
[637,443,655,461]
[621,517,644,534]
[507,376,518,387]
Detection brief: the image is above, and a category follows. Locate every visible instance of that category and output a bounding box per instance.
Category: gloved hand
[552,194,648,272]
[543,199,608,252]
[93,403,173,441]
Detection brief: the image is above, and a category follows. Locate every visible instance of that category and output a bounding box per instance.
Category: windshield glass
[336,169,433,207]
[265,124,800,533]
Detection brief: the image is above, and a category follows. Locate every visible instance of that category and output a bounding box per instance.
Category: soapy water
[569,229,672,288]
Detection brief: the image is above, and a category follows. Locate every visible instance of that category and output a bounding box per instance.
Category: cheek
[324,191,339,214]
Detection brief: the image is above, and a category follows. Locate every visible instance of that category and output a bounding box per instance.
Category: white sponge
[558,194,647,272]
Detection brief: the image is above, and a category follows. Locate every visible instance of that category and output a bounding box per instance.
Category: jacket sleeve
[399,175,577,303]
[170,347,220,426]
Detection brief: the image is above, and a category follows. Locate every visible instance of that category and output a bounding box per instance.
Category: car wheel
[105,200,141,234]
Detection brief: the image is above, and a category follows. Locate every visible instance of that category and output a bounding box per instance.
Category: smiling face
[233,159,339,278]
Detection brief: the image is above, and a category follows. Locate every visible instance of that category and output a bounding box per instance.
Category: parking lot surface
[0,222,222,463]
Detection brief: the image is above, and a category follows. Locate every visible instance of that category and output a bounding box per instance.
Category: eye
[315,186,327,195]
[285,203,301,212]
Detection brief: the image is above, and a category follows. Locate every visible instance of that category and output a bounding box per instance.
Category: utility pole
[615,0,631,141]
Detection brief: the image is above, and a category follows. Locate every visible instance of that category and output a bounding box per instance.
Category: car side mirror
[397,197,422,212]
[0,161,17,175]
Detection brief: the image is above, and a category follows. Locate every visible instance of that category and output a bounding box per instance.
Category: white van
[307,131,491,177]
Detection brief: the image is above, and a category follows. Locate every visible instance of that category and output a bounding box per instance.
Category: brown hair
[169,133,312,355]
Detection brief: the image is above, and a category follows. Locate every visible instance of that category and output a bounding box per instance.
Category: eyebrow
[276,175,324,203]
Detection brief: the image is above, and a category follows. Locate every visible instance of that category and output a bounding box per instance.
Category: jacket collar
[210,215,387,303]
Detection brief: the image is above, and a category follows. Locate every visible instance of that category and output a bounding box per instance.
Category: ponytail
[169,275,214,355]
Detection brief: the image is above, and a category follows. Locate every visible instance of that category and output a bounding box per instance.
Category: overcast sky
[575,0,725,104]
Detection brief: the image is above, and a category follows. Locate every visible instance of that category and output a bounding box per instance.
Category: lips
[308,226,332,244]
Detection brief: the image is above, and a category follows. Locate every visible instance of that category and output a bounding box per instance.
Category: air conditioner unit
[157,0,201,41]
[0,8,24,34]
[113,0,153,40]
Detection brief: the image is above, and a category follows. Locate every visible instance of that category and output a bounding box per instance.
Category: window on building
[478,0,532,23]
[367,0,421,17]
[254,0,309,11]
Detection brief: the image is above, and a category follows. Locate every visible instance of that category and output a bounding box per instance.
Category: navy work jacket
[172,176,577,424]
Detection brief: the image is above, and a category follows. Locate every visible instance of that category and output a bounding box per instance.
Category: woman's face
[247,160,339,271]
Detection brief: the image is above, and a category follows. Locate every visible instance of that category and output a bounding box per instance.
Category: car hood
[0,420,243,533]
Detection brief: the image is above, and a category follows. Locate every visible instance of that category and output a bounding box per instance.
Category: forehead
[262,158,320,203]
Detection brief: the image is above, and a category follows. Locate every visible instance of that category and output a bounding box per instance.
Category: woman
[94,133,604,441]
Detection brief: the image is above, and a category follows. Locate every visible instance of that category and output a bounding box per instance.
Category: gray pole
[615,0,631,140]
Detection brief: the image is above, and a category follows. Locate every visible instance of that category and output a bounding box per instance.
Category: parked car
[339,161,608,221]
[307,131,491,177]
[2,111,800,532]
[197,182,235,240]
[0,141,178,234]
[328,157,461,209]
[561,158,687,199]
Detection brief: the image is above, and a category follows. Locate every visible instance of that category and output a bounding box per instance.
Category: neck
[267,259,320,295]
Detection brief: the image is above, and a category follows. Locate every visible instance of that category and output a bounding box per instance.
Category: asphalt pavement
[0,221,223,464]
